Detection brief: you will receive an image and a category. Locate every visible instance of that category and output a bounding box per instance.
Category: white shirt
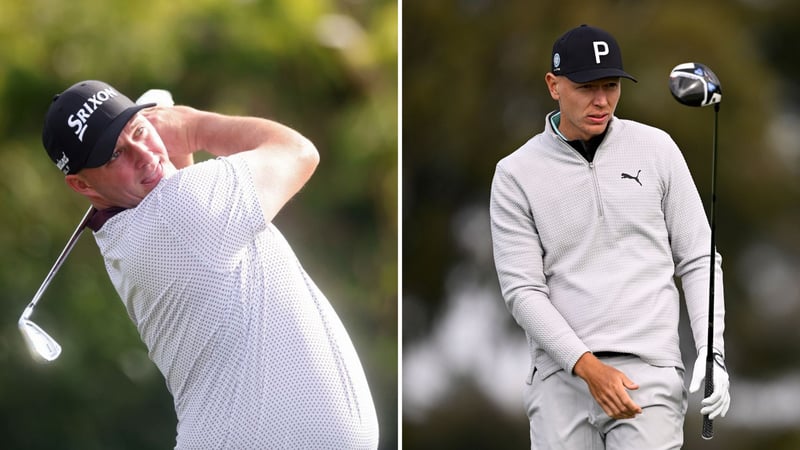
[94,157,379,449]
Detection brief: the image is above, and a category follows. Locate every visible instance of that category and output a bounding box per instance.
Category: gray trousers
[524,355,688,450]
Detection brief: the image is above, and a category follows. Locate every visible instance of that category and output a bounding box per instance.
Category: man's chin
[160,162,179,179]
[585,123,609,138]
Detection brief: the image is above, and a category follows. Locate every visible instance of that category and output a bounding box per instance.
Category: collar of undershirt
[549,111,609,163]
[86,206,127,232]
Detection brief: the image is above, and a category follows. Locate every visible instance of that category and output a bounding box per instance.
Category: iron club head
[19,312,62,362]
[669,62,722,107]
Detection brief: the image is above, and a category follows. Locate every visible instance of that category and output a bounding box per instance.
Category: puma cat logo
[621,170,642,186]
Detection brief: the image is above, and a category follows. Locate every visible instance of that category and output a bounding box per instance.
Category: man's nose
[593,89,608,106]
[129,142,155,169]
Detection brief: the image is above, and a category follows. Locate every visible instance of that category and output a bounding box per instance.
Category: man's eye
[109,149,122,161]
[133,126,145,138]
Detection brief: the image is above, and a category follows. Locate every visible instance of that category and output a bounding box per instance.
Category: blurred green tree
[403,0,800,449]
[0,0,397,449]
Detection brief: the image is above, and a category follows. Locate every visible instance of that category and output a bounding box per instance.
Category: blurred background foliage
[0,0,397,449]
[403,0,800,449]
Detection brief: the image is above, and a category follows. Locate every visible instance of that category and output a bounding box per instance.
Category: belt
[593,351,634,358]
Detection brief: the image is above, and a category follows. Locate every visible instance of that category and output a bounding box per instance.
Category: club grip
[701,358,714,439]
[702,415,713,439]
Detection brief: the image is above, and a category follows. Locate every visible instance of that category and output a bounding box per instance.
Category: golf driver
[18,88,173,362]
[669,62,722,440]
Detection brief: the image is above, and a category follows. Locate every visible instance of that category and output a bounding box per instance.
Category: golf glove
[689,347,730,419]
[136,89,174,107]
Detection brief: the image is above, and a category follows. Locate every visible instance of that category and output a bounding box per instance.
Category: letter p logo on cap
[593,41,609,64]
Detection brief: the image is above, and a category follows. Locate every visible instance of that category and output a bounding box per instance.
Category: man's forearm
[189,110,311,158]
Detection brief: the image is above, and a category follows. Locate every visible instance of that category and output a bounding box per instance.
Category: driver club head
[669,62,722,107]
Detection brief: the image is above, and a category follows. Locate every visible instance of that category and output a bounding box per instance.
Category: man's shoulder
[496,132,550,170]
[610,117,672,141]
[101,158,235,232]
[159,157,252,200]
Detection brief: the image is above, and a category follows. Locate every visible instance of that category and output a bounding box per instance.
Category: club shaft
[701,103,720,440]
[25,207,95,315]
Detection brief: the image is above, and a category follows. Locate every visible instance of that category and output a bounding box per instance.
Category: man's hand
[573,352,643,419]
[139,105,198,170]
[135,91,195,170]
[689,347,730,420]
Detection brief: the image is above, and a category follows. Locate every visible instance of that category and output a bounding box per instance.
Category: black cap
[551,25,637,83]
[42,80,152,175]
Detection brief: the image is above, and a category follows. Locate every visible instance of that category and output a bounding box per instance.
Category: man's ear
[545,72,560,101]
[65,174,93,195]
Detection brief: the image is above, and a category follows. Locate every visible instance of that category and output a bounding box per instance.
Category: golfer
[490,25,730,449]
[42,80,379,449]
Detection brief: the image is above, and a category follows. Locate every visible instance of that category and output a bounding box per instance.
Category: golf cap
[551,24,637,83]
[42,80,153,175]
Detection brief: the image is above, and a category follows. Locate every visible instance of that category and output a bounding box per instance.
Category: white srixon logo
[66,88,119,142]
[593,41,609,64]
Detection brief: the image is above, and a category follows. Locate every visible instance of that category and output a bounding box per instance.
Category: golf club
[18,88,173,362]
[18,207,94,361]
[669,62,722,440]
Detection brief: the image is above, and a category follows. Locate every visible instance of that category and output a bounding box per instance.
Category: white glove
[689,347,730,419]
[135,89,174,107]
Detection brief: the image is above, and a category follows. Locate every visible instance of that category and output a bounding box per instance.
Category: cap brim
[564,69,637,83]
[83,103,154,169]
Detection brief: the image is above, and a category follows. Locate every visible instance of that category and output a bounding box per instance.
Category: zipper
[588,162,605,218]
[557,138,605,218]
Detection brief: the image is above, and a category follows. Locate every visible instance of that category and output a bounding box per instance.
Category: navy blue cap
[551,25,637,83]
[42,80,152,175]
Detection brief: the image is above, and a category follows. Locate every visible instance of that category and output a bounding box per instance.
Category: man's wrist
[699,346,727,371]
[572,351,598,378]
[712,352,727,371]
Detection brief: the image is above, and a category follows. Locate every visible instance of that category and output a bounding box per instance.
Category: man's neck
[549,112,608,162]
[86,206,127,232]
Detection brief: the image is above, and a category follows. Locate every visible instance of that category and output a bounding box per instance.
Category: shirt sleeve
[662,140,726,356]
[157,156,269,273]
[490,163,590,373]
